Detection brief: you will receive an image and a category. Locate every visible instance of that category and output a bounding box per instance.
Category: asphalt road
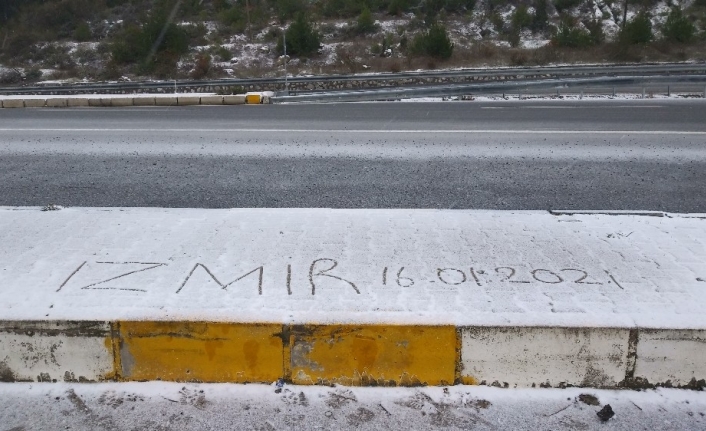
[1,99,705,211]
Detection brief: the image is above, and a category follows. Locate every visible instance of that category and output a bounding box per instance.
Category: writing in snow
[56,258,624,295]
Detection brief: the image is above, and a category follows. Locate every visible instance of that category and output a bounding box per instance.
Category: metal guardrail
[1,62,705,95]
[271,75,706,103]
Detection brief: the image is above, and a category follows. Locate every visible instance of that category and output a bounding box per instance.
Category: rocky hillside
[0,0,704,84]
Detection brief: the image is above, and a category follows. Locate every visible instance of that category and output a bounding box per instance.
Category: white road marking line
[0,128,705,135]
[481,105,664,109]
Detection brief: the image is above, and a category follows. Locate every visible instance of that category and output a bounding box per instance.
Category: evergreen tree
[532,0,548,32]
[356,7,376,34]
[620,12,652,44]
[278,14,321,57]
[662,7,695,43]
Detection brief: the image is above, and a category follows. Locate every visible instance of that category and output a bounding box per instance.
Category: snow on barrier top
[0,207,704,328]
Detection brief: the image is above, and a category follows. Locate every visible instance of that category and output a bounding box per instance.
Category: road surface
[1,99,705,211]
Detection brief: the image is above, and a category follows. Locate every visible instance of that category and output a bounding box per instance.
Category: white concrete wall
[0,322,114,382]
[461,327,630,388]
[635,329,706,386]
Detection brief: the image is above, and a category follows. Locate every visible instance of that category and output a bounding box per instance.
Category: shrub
[191,54,211,79]
[274,0,307,23]
[213,45,232,62]
[216,85,245,95]
[277,14,321,57]
[110,13,189,75]
[2,31,38,59]
[322,0,364,18]
[184,22,208,46]
[444,0,476,13]
[419,0,445,23]
[508,27,521,47]
[512,5,533,30]
[662,7,695,43]
[553,23,593,47]
[509,50,528,65]
[410,23,453,59]
[620,12,652,44]
[532,0,549,32]
[584,19,604,45]
[489,12,504,32]
[371,42,382,55]
[73,22,92,42]
[25,68,43,81]
[218,5,247,33]
[75,46,98,63]
[357,7,377,34]
[553,0,582,13]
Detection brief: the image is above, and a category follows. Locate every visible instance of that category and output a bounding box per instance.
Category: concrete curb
[1,321,704,388]
[0,93,268,108]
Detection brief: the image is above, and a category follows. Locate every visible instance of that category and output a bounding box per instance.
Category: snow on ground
[377,19,408,34]
[520,31,551,49]
[0,207,704,328]
[1,382,705,430]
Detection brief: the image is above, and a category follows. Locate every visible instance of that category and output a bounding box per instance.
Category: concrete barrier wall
[177,96,200,106]
[1,99,25,108]
[155,97,178,106]
[1,95,247,108]
[0,321,115,382]
[460,327,630,388]
[45,98,68,107]
[1,322,704,387]
[67,98,89,107]
[223,95,246,105]
[200,95,224,105]
[132,97,156,106]
[634,329,706,387]
[108,98,133,107]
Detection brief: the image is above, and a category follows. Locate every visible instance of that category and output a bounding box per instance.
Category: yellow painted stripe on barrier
[290,325,456,386]
[245,94,262,104]
[118,321,283,383]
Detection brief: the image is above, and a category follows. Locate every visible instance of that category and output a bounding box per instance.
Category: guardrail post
[580,90,583,100]
[612,87,616,98]
[667,85,670,97]
[642,87,645,99]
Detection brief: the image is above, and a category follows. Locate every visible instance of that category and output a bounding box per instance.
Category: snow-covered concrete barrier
[0,208,704,387]
[23,99,46,108]
[177,96,201,106]
[67,98,89,107]
[132,97,155,106]
[154,96,178,106]
[0,94,247,108]
[45,98,68,108]
[223,94,246,105]
[107,97,133,107]
[1,99,25,108]
[200,95,224,105]
[0,321,115,382]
